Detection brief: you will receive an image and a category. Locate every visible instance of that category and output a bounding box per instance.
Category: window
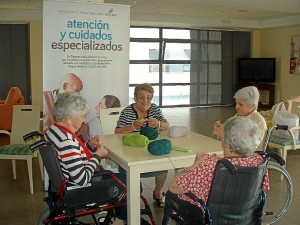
[129,27,224,107]
[149,49,159,60]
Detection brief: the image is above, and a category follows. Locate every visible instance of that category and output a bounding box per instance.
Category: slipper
[152,191,166,208]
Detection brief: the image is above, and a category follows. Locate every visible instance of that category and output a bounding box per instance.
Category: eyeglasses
[137,95,152,102]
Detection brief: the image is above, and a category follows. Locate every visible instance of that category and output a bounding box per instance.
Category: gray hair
[53,92,89,122]
[223,116,261,157]
[134,83,154,97]
[103,95,121,108]
[234,86,260,109]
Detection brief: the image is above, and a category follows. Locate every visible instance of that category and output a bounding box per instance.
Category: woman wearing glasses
[115,83,169,133]
[115,83,169,207]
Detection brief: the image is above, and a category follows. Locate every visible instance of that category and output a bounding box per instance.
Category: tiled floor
[0,106,299,225]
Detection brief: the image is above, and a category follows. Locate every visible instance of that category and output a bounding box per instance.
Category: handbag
[272,102,299,140]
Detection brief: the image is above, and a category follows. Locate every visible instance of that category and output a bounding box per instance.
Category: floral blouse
[176,153,270,206]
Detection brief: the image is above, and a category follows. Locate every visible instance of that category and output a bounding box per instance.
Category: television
[238,58,276,83]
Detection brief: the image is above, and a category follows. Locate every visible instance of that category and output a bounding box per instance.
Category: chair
[100,107,124,171]
[0,105,43,194]
[162,157,269,225]
[100,107,124,135]
[268,97,300,164]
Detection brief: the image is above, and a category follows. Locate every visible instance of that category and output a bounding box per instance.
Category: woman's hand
[95,145,108,158]
[132,118,147,130]
[213,120,224,138]
[191,152,207,168]
[147,117,159,128]
[88,135,102,148]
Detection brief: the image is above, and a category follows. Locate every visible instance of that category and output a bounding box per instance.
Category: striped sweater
[45,124,101,186]
[116,103,166,131]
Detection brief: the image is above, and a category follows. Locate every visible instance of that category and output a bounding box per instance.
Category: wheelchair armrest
[185,192,212,225]
[93,170,114,177]
[266,151,285,166]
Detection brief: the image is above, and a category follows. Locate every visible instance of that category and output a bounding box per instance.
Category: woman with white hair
[213,86,267,151]
[45,92,126,225]
[168,116,269,212]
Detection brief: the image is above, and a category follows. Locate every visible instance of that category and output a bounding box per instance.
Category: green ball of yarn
[122,134,149,147]
[140,126,158,140]
[148,139,172,155]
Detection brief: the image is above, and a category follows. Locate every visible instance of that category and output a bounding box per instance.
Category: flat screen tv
[238,58,276,83]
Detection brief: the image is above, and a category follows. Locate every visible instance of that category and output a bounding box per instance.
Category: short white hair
[223,116,261,157]
[234,86,260,109]
[53,92,89,122]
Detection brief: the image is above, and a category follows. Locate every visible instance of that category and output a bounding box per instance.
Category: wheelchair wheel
[262,161,293,225]
[96,211,114,225]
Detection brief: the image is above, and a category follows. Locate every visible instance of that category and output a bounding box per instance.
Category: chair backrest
[37,141,64,193]
[290,98,300,118]
[4,87,24,104]
[100,107,124,134]
[11,105,40,144]
[207,158,268,225]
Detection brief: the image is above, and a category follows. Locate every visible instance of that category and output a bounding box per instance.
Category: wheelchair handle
[276,125,289,130]
[218,158,237,175]
[23,131,43,141]
[262,124,289,153]
[30,139,51,150]
[266,152,286,166]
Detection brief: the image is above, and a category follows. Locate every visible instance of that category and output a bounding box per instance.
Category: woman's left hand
[147,117,159,128]
[88,135,103,148]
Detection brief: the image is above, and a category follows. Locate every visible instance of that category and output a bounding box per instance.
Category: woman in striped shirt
[45,92,125,225]
[115,83,170,208]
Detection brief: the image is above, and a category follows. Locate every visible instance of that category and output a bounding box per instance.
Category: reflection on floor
[0,106,299,225]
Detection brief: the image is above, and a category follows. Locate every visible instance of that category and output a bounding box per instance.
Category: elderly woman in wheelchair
[44,92,126,225]
[163,116,270,225]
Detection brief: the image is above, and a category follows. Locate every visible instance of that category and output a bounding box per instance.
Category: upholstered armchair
[0,87,25,130]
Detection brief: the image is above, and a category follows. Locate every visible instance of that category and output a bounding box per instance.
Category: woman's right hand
[132,118,147,130]
[213,120,224,137]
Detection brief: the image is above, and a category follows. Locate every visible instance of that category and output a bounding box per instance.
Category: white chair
[0,105,43,194]
[100,107,124,135]
[268,98,300,165]
[100,107,124,171]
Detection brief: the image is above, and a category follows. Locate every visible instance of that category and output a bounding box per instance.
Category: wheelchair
[162,124,294,225]
[30,139,156,225]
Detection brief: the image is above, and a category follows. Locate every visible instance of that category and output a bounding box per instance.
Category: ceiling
[0,0,300,29]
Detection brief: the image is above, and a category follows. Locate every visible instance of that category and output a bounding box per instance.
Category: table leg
[127,166,141,225]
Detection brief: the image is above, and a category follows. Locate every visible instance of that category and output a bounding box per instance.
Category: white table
[102,131,223,225]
